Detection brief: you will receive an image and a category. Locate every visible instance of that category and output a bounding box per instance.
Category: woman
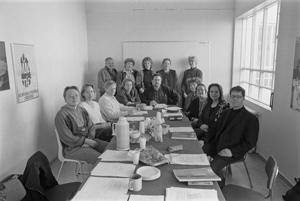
[187,84,207,127]
[116,58,139,87]
[181,56,203,107]
[194,83,230,140]
[116,78,141,106]
[79,84,113,142]
[156,58,178,91]
[136,57,155,95]
[183,77,202,113]
[55,86,108,165]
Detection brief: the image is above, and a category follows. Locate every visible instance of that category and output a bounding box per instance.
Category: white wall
[85,1,235,100]
[0,0,88,180]
[234,0,300,184]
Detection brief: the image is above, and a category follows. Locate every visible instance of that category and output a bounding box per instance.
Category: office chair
[222,155,278,201]
[55,129,87,182]
[225,153,253,188]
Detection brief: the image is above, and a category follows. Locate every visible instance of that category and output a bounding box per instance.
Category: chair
[222,155,279,201]
[21,151,81,201]
[225,153,253,188]
[55,129,87,182]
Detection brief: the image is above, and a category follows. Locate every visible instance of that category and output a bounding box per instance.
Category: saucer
[136,166,161,181]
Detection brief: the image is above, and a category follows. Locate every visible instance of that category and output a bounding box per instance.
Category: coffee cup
[139,136,146,150]
[132,149,140,165]
[139,121,145,134]
[162,124,169,135]
[128,174,142,191]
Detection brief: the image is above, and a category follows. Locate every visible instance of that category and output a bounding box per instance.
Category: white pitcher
[112,116,130,150]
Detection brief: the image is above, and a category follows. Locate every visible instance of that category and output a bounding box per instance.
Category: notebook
[171,132,197,140]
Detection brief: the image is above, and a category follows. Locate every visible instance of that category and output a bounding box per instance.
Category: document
[129,195,164,201]
[72,177,129,201]
[165,154,210,165]
[169,127,194,132]
[173,167,221,182]
[91,162,135,177]
[126,116,145,121]
[166,187,218,201]
[132,111,148,115]
[99,150,132,161]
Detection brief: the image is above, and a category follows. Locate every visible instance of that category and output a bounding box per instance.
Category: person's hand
[200,124,209,132]
[139,88,144,93]
[128,108,136,115]
[183,93,187,98]
[199,140,204,147]
[192,118,198,124]
[150,100,157,106]
[82,144,91,148]
[85,138,98,148]
[218,148,232,157]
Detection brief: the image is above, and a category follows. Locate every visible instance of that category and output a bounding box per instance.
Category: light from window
[240,1,280,108]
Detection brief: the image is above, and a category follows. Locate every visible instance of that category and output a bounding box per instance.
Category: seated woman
[187,84,207,127]
[116,78,141,106]
[99,80,135,123]
[194,83,230,140]
[55,86,108,165]
[156,58,178,91]
[183,77,202,114]
[79,84,112,142]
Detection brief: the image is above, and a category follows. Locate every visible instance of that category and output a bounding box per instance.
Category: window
[239,1,280,108]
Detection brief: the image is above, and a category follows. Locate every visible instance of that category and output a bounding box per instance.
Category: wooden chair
[55,129,87,182]
[225,153,253,188]
[222,155,279,201]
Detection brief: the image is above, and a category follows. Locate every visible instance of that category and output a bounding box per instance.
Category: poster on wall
[0,41,10,91]
[291,37,300,111]
[11,43,39,103]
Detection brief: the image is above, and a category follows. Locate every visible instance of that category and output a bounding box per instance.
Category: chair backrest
[265,155,279,190]
[55,129,66,162]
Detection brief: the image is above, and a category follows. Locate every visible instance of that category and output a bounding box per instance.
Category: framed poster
[0,41,10,91]
[11,43,39,103]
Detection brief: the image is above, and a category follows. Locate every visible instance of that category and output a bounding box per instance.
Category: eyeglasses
[230,95,243,99]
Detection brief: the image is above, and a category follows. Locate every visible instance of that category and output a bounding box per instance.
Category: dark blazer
[203,106,259,160]
[141,84,180,105]
[116,87,141,105]
[156,69,178,91]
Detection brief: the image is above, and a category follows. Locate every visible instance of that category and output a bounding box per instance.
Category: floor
[50,153,291,201]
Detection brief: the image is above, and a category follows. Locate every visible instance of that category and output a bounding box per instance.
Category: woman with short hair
[156,58,178,91]
[116,58,139,87]
[136,57,155,94]
[116,78,141,106]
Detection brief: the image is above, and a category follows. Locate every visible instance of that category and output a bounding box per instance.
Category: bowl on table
[130,130,141,139]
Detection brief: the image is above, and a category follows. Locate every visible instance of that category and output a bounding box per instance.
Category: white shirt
[79,101,106,124]
[98,93,132,122]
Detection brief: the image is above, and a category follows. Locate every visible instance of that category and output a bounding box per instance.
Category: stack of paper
[129,195,164,201]
[91,162,135,177]
[126,116,145,121]
[165,154,210,165]
[165,187,219,201]
[169,127,194,132]
[99,150,132,162]
[173,167,221,182]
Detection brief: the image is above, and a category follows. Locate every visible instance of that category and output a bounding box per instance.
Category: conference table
[77,108,225,200]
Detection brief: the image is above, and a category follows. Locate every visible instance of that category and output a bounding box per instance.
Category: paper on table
[165,187,218,201]
[165,154,210,165]
[162,112,183,117]
[72,177,129,201]
[91,162,135,177]
[169,127,194,132]
[99,150,132,161]
[126,116,145,121]
[129,195,165,201]
[132,111,148,115]
[154,104,167,109]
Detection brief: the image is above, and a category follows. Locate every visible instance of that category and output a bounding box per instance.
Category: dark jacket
[156,69,178,91]
[116,87,141,105]
[141,84,180,105]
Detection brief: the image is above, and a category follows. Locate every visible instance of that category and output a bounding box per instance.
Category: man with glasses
[199,86,259,188]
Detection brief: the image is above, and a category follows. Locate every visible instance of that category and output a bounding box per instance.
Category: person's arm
[181,71,187,96]
[98,69,106,94]
[173,70,179,92]
[167,87,180,105]
[134,88,141,103]
[116,90,128,105]
[116,71,123,87]
[83,108,96,139]
[99,96,129,120]
[140,87,152,105]
[135,71,143,91]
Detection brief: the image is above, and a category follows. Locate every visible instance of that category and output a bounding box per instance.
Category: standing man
[141,73,180,106]
[98,57,118,96]
[199,86,259,188]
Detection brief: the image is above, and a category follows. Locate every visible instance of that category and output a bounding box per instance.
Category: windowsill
[244,97,272,117]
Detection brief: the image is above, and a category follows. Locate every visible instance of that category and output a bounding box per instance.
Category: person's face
[105,59,114,70]
[152,76,162,88]
[189,83,197,93]
[189,59,197,68]
[230,91,245,109]
[106,84,117,96]
[196,86,206,97]
[163,60,171,72]
[209,86,220,101]
[124,81,133,92]
[65,89,80,107]
[144,61,151,70]
[125,62,134,71]
[83,86,95,101]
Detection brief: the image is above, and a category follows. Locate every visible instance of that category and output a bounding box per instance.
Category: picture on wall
[291,36,300,111]
[11,43,39,103]
[0,41,10,91]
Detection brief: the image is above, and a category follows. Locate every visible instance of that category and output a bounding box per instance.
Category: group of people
[55,55,259,189]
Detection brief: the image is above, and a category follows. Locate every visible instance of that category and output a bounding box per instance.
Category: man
[55,86,108,165]
[199,86,259,188]
[141,73,180,106]
[99,80,135,123]
[98,57,118,96]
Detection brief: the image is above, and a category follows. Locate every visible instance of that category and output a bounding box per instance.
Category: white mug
[128,174,142,191]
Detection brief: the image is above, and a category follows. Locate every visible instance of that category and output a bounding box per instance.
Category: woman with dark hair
[116,78,141,106]
[156,58,178,91]
[116,58,139,87]
[79,84,113,142]
[136,57,154,94]
[194,83,230,140]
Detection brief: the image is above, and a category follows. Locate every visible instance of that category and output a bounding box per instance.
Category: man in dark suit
[199,86,259,188]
